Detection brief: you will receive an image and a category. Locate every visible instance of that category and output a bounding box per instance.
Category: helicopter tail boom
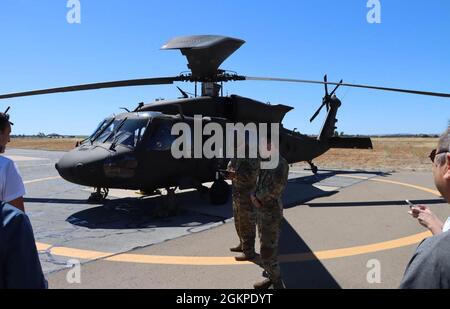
[328,136,373,149]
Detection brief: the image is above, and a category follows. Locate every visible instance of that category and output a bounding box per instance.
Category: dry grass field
[9,137,438,172]
[9,138,81,152]
[301,137,438,172]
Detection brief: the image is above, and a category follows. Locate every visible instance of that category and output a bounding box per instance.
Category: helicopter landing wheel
[88,187,109,203]
[209,179,231,205]
[165,188,178,214]
[308,161,319,175]
[156,188,178,218]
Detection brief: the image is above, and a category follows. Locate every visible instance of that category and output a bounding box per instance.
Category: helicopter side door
[137,118,196,191]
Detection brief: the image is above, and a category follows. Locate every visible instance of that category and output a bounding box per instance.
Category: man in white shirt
[0,112,46,289]
[0,113,26,212]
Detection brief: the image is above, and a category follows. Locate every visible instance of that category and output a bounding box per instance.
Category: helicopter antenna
[177,86,189,99]
[120,107,131,113]
[133,102,144,112]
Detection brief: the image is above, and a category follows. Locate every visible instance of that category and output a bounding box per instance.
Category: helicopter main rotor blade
[0,77,180,100]
[244,76,450,98]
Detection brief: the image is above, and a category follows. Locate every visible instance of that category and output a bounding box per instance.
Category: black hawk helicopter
[1,35,449,204]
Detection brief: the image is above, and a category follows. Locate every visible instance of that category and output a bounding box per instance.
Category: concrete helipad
[5,148,448,289]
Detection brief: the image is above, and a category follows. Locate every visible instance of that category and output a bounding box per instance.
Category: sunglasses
[429,149,449,163]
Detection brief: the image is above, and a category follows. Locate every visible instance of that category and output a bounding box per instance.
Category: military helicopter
[1,35,449,205]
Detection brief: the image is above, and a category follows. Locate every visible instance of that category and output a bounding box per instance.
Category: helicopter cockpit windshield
[86,117,114,143]
[101,118,148,149]
[86,117,148,149]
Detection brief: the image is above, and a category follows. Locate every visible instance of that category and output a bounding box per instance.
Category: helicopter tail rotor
[2,106,13,125]
[310,76,343,123]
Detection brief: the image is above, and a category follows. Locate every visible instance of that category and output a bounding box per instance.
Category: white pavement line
[4,155,49,162]
[24,176,61,185]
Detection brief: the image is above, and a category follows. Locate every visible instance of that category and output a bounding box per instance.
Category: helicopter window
[91,119,107,138]
[94,120,117,143]
[86,118,114,143]
[103,118,148,148]
[147,121,177,151]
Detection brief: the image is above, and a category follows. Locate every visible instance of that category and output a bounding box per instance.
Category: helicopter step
[88,187,110,203]
[308,161,319,175]
[154,187,179,218]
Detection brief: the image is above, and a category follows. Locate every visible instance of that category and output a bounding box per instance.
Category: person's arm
[4,161,26,212]
[250,193,262,208]
[8,197,24,212]
[255,162,289,203]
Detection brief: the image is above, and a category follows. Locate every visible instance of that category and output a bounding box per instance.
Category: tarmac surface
[5,148,448,289]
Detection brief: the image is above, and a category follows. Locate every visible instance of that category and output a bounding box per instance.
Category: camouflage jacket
[255,156,289,203]
[228,158,260,193]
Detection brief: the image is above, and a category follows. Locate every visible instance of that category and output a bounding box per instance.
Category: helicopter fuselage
[54,95,372,193]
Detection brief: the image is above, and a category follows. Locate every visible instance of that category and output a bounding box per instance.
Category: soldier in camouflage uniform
[251,150,289,289]
[227,156,260,260]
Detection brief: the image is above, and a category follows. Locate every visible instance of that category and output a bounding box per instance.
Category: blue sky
[0,0,448,135]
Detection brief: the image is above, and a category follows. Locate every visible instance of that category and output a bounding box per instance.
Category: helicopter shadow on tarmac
[282,169,391,209]
[278,218,341,289]
[63,189,222,230]
[276,169,390,289]
[61,169,389,230]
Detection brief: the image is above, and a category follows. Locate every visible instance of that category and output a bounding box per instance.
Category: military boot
[229,244,243,253]
[234,251,256,262]
[272,279,285,289]
[253,278,272,289]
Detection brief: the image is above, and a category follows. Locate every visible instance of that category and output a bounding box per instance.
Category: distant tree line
[332,131,439,138]
[11,133,80,139]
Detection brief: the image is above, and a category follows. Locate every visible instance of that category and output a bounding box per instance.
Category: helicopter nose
[56,147,109,186]
[55,161,83,179]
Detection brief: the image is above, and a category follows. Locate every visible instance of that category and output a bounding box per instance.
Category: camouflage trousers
[257,198,283,282]
[232,191,256,254]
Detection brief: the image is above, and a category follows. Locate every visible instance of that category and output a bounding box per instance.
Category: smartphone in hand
[405,200,415,209]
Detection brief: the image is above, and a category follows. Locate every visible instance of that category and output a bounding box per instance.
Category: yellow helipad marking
[280,231,432,263]
[4,155,48,162]
[35,230,432,266]
[336,174,441,196]
[34,174,440,265]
